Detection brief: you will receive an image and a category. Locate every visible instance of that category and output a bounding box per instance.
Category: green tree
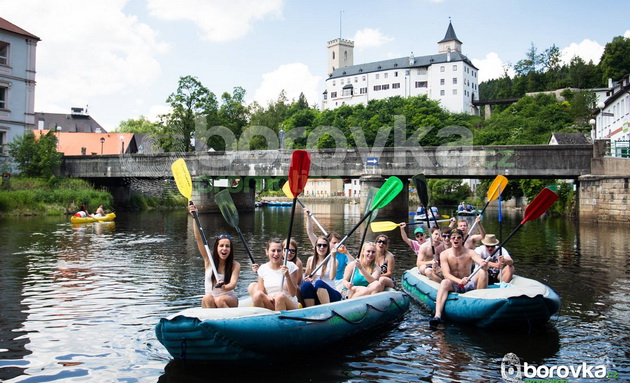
[9,131,62,178]
[427,178,471,205]
[117,116,158,133]
[600,36,630,84]
[160,75,217,152]
[514,43,543,76]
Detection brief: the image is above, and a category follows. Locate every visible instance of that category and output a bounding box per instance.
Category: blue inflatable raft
[155,289,410,361]
[402,268,560,328]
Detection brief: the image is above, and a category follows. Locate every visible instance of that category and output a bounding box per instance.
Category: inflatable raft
[70,212,116,224]
[155,289,410,361]
[402,268,560,328]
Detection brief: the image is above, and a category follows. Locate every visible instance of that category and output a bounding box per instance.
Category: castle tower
[437,21,462,53]
[327,38,354,76]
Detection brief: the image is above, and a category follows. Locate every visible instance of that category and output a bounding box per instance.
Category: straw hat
[481,234,500,246]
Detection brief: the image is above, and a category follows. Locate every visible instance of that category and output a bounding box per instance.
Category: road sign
[366,157,379,166]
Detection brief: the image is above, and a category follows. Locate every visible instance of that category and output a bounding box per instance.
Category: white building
[0,17,39,156]
[592,74,630,157]
[322,22,479,114]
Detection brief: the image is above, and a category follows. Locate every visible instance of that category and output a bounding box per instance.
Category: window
[384,73,388,79]
[340,79,344,85]
[354,77,358,83]
[0,42,8,65]
[373,85,382,91]
[360,87,367,94]
[362,75,366,82]
[331,91,337,98]
[440,66,445,72]
[417,68,427,75]
[375,74,380,79]
[440,90,445,96]
[405,70,410,75]
[395,71,398,77]
[392,83,400,89]
[440,79,445,85]
[453,78,457,84]
[0,86,6,109]
[332,80,336,86]
[452,89,457,95]
[382,84,390,90]
[453,65,457,71]
[343,88,352,96]
[332,52,335,59]
[415,81,427,88]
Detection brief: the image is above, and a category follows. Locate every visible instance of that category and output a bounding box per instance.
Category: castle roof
[438,21,461,44]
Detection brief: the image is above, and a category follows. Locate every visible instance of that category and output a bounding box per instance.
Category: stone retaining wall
[579,175,630,223]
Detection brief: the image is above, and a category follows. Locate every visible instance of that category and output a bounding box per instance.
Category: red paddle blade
[521,188,558,224]
[288,150,311,197]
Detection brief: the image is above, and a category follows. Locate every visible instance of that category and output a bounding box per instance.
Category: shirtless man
[429,228,489,328]
[416,227,442,282]
[450,217,485,249]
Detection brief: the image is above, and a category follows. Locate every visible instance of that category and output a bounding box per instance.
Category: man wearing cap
[415,226,443,282]
[429,228,489,328]
[399,223,426,255]
[474,234,514,284]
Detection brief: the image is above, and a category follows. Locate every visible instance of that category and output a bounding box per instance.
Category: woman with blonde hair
[341,242,383,299]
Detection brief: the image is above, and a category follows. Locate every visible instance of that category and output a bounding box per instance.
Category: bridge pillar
[359,174,408,217]
[192,177,256,214]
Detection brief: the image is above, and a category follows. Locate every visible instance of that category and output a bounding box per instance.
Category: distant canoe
[70,213,116,224]
[402,268,561,328]
[456,209,479,216]
[264,201,292,207]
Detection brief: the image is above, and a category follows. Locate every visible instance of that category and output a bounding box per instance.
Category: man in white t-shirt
[474,234,514,284]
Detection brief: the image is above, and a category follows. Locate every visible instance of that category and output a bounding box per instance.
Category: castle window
[331,92,338,98]
[374,85,382,91]
[452,78,457,85]
[360,87,367,94]
[384,73,388,79]
[395,71,398,77]
[382,84,390,90]
[332,52,335,59]
[452,89,457,95]
[0,42,9,65]
[440,90,445,96]
[376,74,380,79]
[392,83,400,89]
[440,79,445,85]
[415,81,427,88]
[440,66,445,72]
[452,64,457,71]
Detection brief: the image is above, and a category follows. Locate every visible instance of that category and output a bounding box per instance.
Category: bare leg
[474,268,488,289]
[316,288,330,305]
[252,290,275,310]
[501,265,514,283]
[201,294,217,308]
[379,277,394,289]
[434,279,455,318]
[215,295,238,308]
[273,293,298,311]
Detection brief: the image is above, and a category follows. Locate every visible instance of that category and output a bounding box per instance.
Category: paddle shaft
[190,205,221,286]
[235,226,256,265]
[280,197,299,289]
[296,198,329,237]
[308,210,372,278]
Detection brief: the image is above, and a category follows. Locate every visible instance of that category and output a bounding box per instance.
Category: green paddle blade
[366,187,380,223]
[369,221,400,232]
[369,176,403,211]
[487,175,508,202]
[215,189,240,229]
[412,174,429,207]
[521,187,558,224]
[171,158,193,201]
[288,150,311,197]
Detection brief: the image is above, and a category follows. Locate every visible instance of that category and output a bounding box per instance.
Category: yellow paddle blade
[282,181,294,198]
[171,158,193,201]
[487,175,508,202]
[369,221,400,232]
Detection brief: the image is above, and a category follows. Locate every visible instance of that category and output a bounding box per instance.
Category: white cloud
[0,1,168,115]
[146,0,283,42]
[472,52,514,83]
[352,28,394,49]
[252,63,321,107]
[625,30,630,38]
[560,39,604,65]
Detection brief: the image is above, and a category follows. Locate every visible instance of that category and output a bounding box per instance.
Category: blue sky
[2,0,629,131]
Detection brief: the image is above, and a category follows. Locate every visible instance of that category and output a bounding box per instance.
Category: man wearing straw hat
[474,234,514,285]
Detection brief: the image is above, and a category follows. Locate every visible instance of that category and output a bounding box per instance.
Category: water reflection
[0,205,629,382]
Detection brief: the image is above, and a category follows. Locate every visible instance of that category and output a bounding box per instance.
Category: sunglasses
[485,245,496,248]
[415,233,424,237]
[316,243,329,248]
[217,234,232,239]
[442,234,450,238]
[451,235,463,240]
[376,239,388,244]
[287,248,297,255]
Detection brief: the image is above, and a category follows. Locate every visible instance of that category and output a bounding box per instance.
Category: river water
[0,203,628,382]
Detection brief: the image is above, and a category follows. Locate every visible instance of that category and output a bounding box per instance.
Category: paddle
[370,219,453,233]
[171,158,221,287]
[412,174,437,261]
[281,150,311,289]
[466,187,558,282]
[282,181,329,237]
[308,176,403,278]
[214,189,256,265]
[409,212,450,219]
[498,192,504,286]
[463,175,508,244]
[348,187,379,291]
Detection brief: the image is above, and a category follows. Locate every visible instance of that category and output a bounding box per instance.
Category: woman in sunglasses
[189,204,241,308]
[251,238,300,311]
[301,236,339,306]
[284,238,303,287]
[374,234,396,288]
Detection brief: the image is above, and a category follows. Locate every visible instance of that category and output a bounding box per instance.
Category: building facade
[0,17,39,156]
[322,22,479,114]
[593,73,630,157]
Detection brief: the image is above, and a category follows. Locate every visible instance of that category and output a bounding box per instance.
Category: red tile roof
[0,17,40,40]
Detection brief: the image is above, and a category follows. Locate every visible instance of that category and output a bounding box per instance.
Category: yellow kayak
[70,212,116,224]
